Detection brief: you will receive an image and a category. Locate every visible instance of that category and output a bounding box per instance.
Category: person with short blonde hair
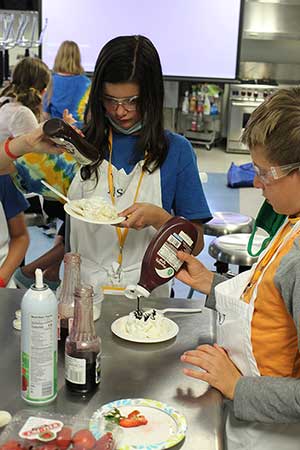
[177,87,300,449]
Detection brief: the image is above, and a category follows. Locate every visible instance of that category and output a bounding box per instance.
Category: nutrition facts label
[158,242,182,271]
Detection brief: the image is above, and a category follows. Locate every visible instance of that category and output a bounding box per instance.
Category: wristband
[4,136,18,160]
[0,277,6,288]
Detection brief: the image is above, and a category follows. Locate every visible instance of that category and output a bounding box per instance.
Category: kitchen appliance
[226,83,278,154]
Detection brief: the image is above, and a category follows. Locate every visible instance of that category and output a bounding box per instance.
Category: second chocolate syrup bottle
[65,284,101,395]
[125,216,198,299]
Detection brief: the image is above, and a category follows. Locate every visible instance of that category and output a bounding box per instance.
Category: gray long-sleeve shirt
[205,237,300,424]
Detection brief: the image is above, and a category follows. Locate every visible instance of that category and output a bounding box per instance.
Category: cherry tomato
[93,432,115,450]
[0,440,22,450]
[72,429,96,449]
[56,427,72,449]
[35,445,60,450]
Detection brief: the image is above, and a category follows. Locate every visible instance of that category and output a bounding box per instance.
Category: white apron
[0,202,16,288]
[68,158,170,298]
[215,218,300,450]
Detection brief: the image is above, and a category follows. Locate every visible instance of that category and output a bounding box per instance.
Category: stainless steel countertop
[0,289,223,449]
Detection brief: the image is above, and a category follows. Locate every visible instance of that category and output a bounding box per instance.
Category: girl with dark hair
[3,35,211,298]
[68,35,211,296]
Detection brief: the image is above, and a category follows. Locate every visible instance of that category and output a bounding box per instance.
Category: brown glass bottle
[65,285,101,395]
[43,118,99,166]
[125,216,198,298]
[57,253,81,342]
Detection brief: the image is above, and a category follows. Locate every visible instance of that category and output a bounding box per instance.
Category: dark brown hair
[82,35,168,180]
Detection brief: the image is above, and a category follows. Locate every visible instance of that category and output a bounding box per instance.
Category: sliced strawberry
[127,410,140,419]
[119,414,148,428]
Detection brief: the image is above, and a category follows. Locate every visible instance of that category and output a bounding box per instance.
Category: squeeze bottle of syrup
[43,118,98,166]
[125,216,198,299]
[65,284,101,395]
[21,269,58,404]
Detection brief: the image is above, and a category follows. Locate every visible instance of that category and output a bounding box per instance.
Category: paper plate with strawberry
[90,398,187,450]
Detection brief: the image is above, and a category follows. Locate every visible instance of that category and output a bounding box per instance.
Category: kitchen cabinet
[240,0,300,81]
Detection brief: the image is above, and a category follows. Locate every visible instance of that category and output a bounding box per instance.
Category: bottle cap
[34,268,44,289]
[124,284,150,299]
[31,268,47,291]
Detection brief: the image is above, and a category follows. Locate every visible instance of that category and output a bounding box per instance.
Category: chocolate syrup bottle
[65,285,101,395]
[43,118,99,166]
[125,216,198,299]
[57,253,81,342]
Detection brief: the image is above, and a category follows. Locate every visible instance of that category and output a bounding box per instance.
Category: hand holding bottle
[62,108,76,125]
[175,251,214,295]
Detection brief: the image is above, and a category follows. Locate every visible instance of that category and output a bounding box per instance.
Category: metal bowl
[208,233,263,266]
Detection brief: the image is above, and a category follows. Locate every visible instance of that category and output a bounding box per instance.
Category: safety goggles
[253,162,300,185]
[102,94,139,111]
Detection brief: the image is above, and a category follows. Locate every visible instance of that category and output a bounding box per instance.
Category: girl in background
[43,40,91,128]
[0,57,50,140]
[0,57,77,289]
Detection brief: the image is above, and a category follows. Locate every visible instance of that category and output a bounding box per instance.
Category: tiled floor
[25,145,262,299]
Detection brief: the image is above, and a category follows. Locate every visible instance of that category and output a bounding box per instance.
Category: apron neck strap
[107,128,145,266]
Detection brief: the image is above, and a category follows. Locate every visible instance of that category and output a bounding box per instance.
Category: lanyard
[243,218,300,299]
[107,128,145,266]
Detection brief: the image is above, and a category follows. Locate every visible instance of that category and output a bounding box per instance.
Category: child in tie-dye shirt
[43,40,91,129]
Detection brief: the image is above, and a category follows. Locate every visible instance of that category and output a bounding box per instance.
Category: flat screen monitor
[41,0,243,81]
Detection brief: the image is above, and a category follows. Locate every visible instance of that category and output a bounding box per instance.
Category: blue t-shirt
[109,130,212,222]
[0,174,29,219]
[43,73,91,128]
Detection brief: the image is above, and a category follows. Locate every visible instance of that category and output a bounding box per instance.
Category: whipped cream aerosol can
[125,216,198,299]
[21,269,58,404]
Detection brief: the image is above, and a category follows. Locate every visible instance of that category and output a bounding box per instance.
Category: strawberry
[119,410,148,428]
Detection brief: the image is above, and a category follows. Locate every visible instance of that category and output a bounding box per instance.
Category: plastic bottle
[125,216,198,299]
[189,86,197,113]
[210,93,219,115]
[182,90,189,114]
[43,118,99,166]
[21,269,58,404]
[65,284,101,395]
[191,112,198,132]
[203,94,211,116]
[57,252,81,342]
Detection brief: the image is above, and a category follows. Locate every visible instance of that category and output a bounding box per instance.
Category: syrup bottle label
[156,231,194,276]
[47,137,92,166]
[95,352,101,384]
[65,354,86,384]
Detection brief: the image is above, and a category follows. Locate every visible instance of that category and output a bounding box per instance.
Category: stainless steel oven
[226,84,278,153]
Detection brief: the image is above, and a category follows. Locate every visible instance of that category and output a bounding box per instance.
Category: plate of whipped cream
[111,309,179,343]
[64,197,125,225]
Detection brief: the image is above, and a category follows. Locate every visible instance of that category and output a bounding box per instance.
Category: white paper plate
[64,203,125,225]
[111,316,179,343]
[90,398,187,449]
